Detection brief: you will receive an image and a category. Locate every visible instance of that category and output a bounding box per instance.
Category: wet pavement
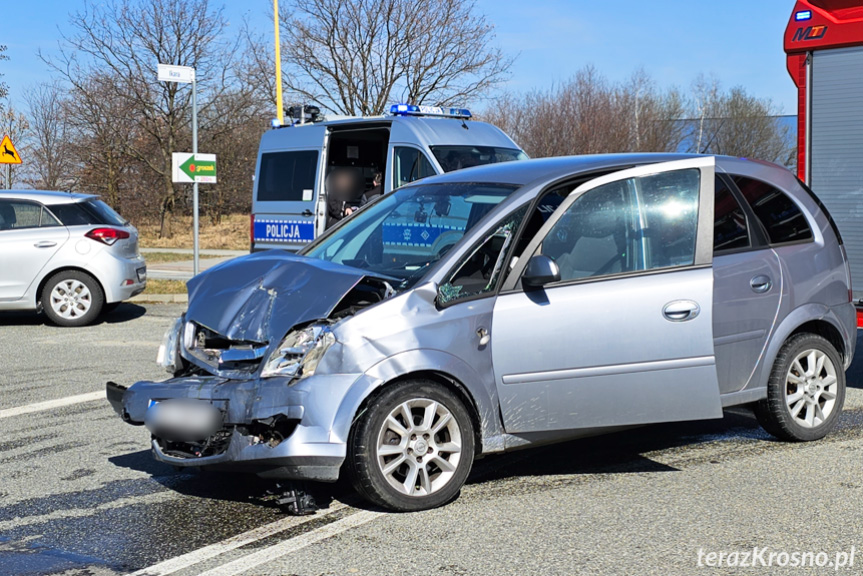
[1,305,863,575]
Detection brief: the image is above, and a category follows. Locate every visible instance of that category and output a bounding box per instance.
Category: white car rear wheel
[41,271,104,327]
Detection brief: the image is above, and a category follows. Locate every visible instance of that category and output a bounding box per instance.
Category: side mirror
[522,255,560,288]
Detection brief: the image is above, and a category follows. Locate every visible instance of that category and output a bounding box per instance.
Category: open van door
[252,125,328,251]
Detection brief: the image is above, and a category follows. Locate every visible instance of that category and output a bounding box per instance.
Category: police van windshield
[303,182,519,288]
[431,146,528,173]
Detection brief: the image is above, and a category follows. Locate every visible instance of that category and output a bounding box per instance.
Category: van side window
[257,151,318,202]
[714,176,750,253]
[393,147,436,190]
[731,175,813,244]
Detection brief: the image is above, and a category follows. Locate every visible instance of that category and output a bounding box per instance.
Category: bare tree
[24,81,74,190]
[279,0,513,115]
[0,46,9,109]
[45,0,247,237]
[686,77,791,163]
[0,102,30,188]
[485,66,686,158]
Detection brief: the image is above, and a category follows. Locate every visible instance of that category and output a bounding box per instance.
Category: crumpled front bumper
[106,372,364,482]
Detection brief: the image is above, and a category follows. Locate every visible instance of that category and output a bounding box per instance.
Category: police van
[251,104,527,252]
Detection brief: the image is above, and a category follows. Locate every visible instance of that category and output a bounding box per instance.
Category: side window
[714,176,750,253]
[439,207,528,305]
[0,200,51,230]
[393,147,436,190]
[257,150,318,202]
[731,175,813,244]
[539,169,700,282]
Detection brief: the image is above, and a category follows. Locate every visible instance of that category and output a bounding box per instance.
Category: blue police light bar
[389,103,472,119]
[270,118,281,128]
[795,10,812,21]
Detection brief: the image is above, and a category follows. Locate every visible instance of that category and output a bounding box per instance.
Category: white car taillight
[86,227,131,246]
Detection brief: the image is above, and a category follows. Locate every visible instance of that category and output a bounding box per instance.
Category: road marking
[0,390,105,419]
[129,504,348,576]
[195,510,383,576]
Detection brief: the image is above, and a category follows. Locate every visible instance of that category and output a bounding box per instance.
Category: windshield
[431,146,528,172]
[303,182,520,289]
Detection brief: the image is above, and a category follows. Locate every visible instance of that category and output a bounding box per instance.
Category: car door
[0,200,70,301]
[491,158,722,433]
[711,174,782,395]
[252,125,327,250]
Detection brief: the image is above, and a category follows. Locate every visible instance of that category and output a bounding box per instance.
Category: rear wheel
[347,380,475,511]
[755,333,845,442]
[41,270,104,327]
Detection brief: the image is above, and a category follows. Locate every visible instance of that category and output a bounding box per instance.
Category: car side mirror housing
[522,255,561,288]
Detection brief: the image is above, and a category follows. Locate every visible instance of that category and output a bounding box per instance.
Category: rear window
[257,150,318,202]
[731,175,813,245]
[714,177,750,253]
[48,199,127,226]
[431,146,527,172]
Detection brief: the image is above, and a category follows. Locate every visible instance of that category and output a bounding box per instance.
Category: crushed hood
[185,251,386,343]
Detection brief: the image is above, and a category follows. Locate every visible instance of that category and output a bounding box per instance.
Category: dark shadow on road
[844,329,863,389]
[0,303,147,327]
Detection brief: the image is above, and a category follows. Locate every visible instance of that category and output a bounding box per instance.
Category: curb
[130,293,188,304]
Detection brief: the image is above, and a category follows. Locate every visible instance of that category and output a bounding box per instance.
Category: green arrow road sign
[172,152,217,183]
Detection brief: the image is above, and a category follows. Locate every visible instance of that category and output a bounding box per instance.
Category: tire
[755,333,845,442]
[41,270,104,327]
[347,380,475,512]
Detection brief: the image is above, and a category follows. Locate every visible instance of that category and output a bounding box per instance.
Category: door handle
[34,241,57,248]
[750,275,772,293]
[301,209,313,217]
[476,327,490,346]
[662,300,701,322]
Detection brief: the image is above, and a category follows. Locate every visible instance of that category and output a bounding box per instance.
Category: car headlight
[156,316,184,373]
[261,324,335,380]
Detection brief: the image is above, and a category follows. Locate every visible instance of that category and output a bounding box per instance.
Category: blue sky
[1,0,797,113]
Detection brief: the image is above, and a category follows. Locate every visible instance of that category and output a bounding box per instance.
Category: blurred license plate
[137,267,147,282]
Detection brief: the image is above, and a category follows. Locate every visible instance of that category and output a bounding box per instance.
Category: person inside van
[361,171,383,205]
[326,168,363,229]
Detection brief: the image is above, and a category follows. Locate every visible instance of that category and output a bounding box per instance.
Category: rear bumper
[91,252,147,303]
[105,373,360,483]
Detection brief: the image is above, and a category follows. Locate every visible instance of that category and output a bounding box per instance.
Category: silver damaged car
[107,154,856,511]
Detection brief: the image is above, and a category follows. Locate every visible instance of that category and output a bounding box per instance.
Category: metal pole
[805,52,813,186]
[6,164,9,190]
[192,74,200,276]
[274,0,284,126]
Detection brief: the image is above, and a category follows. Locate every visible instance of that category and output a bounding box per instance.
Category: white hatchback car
[0,191,146,326]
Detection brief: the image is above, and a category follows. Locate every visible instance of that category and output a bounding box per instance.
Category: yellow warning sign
[0,135,22,165]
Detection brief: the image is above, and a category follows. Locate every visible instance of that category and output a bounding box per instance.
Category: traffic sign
[172,153,217,183]
[0,135,22,165]
[158,64,195,84]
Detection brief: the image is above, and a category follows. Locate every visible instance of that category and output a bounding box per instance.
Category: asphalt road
[2,304,863,575]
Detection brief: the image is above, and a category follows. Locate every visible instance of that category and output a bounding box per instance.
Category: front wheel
[347,380,475,512]
[755,333,845,442]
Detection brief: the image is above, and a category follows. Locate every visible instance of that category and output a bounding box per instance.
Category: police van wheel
[347,380,475,512]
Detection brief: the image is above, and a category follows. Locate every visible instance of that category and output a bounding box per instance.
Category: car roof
[259,115,520,152]
[0,190,97,204]
[416,153,706,188]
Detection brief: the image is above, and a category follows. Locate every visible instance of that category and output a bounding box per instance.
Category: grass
[144,279,187,294]
[142,252,222,264]
[138,213,249,250]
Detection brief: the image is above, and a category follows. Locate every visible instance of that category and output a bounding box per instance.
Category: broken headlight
[261,325,335,380]
[156,316,184,374]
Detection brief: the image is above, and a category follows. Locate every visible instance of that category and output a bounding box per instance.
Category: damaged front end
[107,251,395,482]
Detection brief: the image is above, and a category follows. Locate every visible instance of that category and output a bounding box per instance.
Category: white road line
[0,390,105,419]
[129,504,348,576]
[195,510,384,576]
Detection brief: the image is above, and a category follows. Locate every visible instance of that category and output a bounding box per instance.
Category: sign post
[158,63,201,275]
[0,134,22,189]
